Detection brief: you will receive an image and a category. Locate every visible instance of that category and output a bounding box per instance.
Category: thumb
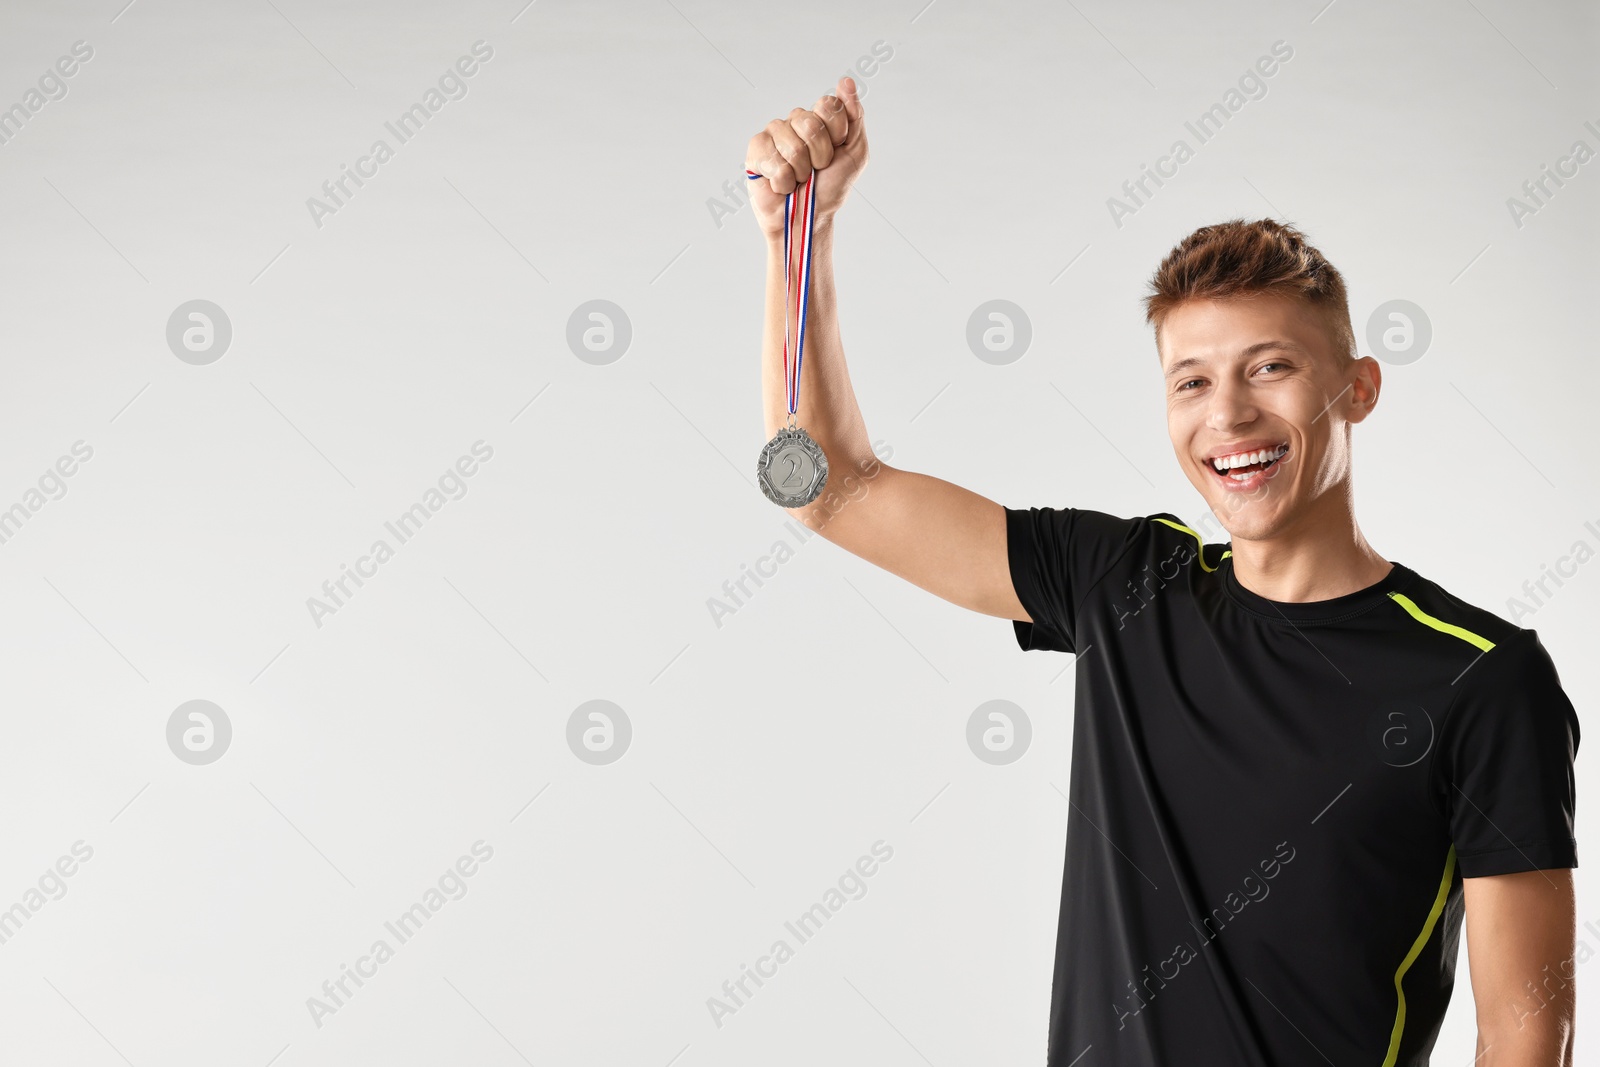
[837,75,865,135]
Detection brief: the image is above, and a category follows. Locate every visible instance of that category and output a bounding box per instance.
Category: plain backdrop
[0,0,1595,1064]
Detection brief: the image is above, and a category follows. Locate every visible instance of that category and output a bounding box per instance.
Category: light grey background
[0,0,1594,1064]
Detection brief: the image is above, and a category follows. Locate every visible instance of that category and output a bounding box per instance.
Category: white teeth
[1210,445,1288,472]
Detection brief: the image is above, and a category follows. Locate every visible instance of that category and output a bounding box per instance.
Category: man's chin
[1204,491,1282,539]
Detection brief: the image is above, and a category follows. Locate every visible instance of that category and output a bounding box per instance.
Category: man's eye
[1177,379,1203,392]
[1257,362,1286,374]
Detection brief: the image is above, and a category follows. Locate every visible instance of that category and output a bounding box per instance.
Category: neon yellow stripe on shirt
[1387,592,1496,652]
[1382,845,1457,1067]
[1151,517,1220,573]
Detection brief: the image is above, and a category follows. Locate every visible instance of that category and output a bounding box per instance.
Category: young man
[744,76,1581,1066]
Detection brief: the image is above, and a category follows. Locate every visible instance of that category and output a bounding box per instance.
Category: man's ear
[1344,356,1382,424]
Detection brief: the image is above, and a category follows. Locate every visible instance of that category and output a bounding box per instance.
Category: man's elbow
[1475,1004,1574,1066]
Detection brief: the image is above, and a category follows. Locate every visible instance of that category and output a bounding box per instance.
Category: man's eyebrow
[1163,340,1306,378]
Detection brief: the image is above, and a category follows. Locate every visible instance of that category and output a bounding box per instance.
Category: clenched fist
[744,74,869,238]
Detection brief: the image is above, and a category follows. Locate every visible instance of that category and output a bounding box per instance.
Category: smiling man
[746,78,1581,1066]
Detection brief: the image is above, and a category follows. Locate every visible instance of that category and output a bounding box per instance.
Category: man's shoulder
[1137,511,1234,572]
[1003,506,1232,593]
[1385,567,1573,708]
[1030,507,1223,545]
[1388,565,1528,655]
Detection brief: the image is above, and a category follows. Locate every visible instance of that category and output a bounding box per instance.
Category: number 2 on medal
[782,454,802,487]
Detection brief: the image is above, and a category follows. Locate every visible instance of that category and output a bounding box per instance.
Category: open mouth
[1208,444,1289,483]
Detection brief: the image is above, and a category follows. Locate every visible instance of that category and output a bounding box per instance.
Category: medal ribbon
[745,168,816,425]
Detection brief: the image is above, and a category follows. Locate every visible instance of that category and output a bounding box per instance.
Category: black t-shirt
[1004,505,1580,1067]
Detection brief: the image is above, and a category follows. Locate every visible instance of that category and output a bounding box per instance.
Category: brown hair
[1142,218,1355,365]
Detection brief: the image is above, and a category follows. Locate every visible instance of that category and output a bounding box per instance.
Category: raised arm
[744,76,1027,624]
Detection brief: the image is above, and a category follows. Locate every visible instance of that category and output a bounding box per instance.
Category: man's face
[1159,293,1379,543]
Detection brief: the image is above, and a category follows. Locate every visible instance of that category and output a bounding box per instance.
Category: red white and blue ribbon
[746,168,815,423]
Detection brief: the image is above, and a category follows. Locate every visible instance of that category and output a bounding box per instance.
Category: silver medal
[751,167,827,509]
[757,423,828,507]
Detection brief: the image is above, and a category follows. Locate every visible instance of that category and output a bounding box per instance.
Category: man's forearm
[761,219,874,471]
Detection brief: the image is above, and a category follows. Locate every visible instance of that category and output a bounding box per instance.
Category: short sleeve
[1003,506,1148,654]
[1435,627,1580,877]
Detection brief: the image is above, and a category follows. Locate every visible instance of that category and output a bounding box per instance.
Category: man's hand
[744,74,869,238]
[744,74,1022,625]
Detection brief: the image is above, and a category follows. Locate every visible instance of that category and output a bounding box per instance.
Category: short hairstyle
[1142,218,1356,366]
